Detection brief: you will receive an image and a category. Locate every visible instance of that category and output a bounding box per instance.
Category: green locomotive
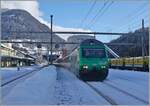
[69,39,109,81]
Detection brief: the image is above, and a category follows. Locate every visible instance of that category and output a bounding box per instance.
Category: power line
[83,0,109,28]
[129,7,149,21]
[79,0,97,28]
[86,0,111,29]
[117,3,148,27]
[115,3,149,32]
[123,3,148,22]
[87,1,114,29]
[118,16,149,32]
[117,13,149,31]
[121,18,149,33]
[129,24,141,31]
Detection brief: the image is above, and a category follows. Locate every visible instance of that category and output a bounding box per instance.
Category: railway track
[103,81,149,104]
[1,66,44,87]
[113,76,147,86]
[85,82,118,105]
[54,66,148,105]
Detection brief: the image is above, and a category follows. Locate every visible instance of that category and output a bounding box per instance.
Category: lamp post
[141,19,144,57]
[50,15,53,64]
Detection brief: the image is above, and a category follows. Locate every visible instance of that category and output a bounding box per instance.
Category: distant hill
[108,27,149,57]
[1,8,9,13]
[66,35,94,54]
[1,9,65,50]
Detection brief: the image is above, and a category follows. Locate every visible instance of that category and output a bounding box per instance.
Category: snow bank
[2,65,57,105]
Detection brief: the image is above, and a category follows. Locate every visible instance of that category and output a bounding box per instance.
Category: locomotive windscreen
[82,48,106,58]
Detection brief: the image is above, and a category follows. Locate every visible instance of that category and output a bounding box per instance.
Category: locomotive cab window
[82,48,106,58]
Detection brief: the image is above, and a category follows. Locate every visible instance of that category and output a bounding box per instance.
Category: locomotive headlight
[101,65,106,68]
[83,65,88,69]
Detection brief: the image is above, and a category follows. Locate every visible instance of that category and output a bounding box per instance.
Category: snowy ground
[88,69,149,105]
[1,65,43,97]
[1,66,149,105]
[1,65,41,85]
[52,67,109,105]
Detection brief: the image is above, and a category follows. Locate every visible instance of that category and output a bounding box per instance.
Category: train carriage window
[82,48,106,58]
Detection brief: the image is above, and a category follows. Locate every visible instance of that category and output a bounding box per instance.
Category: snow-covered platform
[1,65,44,98]
[1,65,42,85]
[1,66,149,105]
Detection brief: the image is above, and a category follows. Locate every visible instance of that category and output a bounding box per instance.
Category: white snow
[1,65,41,85]
[1,67,149,105]
[1,65,44,98]
[52,67,110,105]
[2,65,57,105]
[88,69,149,105]
[108,69,149,84]
[2,66,110,105]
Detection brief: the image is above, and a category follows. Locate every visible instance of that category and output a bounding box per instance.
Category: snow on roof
[1,43,14,51]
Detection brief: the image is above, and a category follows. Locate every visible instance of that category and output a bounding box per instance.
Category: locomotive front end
[79,39,109,81]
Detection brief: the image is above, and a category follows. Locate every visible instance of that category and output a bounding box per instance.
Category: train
[56,39,109,81]
[109,56,149,71]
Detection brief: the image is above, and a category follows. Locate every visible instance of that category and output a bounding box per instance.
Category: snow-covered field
[1,66,149,105]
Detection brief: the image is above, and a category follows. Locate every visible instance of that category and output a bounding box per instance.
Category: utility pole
[141,19,144,57]
[94,34,96,39]
[50,15,53,64]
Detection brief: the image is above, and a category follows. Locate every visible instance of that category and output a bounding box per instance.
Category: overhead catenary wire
[115,3,149,32]
[120,3,148,26]
[118,16,149,32]
[127,7,149,23]
[117,14,149,32]
[79,0,98,28]
[122,3,148,23]
[84,0,109,29]
[86,1,114,29]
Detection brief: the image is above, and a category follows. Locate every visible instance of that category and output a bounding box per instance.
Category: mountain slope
[108,27,149,57]
[1,9,65,48]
